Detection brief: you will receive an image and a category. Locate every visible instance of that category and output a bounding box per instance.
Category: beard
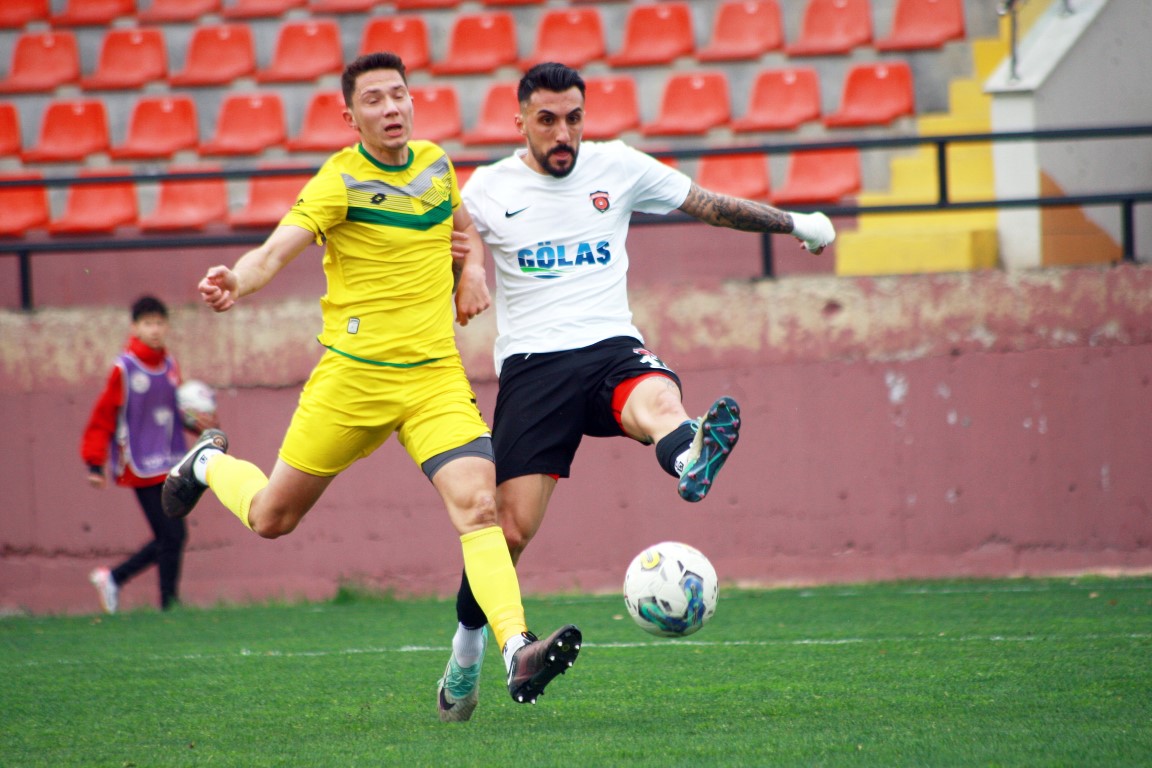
[534,143,579,178]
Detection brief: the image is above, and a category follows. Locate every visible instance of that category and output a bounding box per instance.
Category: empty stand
[221,0,307,19]
[51,0,135,26]
[49,168,138,235]
[786,0,873,57]
[110,95,199,160]
[698,0,784,62]
[0,32,80,94]
[641,72,731,137]
[199,93,287,156]
[582,75,640,140]
[229,166,312,228]
[360,16,431,71]
[170,25,256,87]
[393,0,459,7]
[697,153,771,201]
[286,90,356,152]
[482,0,544,5]
[875,0,966,50]
[520,8,606,69]
[0,103,20,156]
[0,0,49,28]
[824,60,914,127]
[139,166,229,231]
[410,85,463,143]
[81,28,167,91]
[461,82,522,146]
[772,148,861,205]
[0,173,50,237]
[139,0,221,22]
[257,20,343,84]
[731,67,821,133]
[309,0,375,12]
[607,3,694,67]
[23,99,110,163]
[430,12,518,75]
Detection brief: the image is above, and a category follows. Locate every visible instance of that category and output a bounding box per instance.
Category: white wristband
[790,211,836,252]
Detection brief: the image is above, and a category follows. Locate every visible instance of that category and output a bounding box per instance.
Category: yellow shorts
[278,351,490,476]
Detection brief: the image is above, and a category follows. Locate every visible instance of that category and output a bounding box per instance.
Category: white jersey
[463,140,692,374]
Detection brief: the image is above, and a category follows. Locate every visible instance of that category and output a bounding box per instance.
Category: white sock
[502,632,530,671]
[192,448,222,485]
[452,624,486,668]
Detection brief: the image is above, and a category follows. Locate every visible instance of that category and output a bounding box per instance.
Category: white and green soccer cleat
[437,629,487,723]
[677,396,741,502]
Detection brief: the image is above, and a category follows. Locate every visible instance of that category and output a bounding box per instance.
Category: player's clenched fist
[199,265,240,312]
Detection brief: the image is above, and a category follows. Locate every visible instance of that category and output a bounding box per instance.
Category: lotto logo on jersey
[516,240,612,279]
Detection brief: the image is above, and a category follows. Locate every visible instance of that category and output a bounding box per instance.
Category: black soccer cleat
[162,428,228,519]
[506,624,582,704]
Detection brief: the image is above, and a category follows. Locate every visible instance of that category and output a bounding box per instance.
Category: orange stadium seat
[0,103,21,156]
[110,95,199,160]
[51,0,135,26]
[199,92,287,156]
[360,16,431,72]
[23,99,110,163]
[520,7,606,69]
[257,20,343,84]
[461,82,522,146]
[824,60,914,127]
[139,166,229,231]
[875,0,965,50]
[286,90,356,153]
[309,0,376,12]
[731,67,821,133]
[772,148,861,206]
[409,85,463,143]
[170,24,256,87]
[641,72,731,137]
[0,173,50,237]
[582,75,640,140]
[607,3,694,67]
[81,28,167,90]
[229,166,312,228]
[49,168,138,235]
[431,12,518,75]
[139,0,221,22]
[0,32,81,94]
[221,0,306,19]
[786,0,873,57]
[697,153,771,201]
[0,0,49,28]
[698,0,784,62]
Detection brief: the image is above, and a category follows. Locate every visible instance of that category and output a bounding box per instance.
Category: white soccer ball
[176,379,216,428]
[623,541,718,637]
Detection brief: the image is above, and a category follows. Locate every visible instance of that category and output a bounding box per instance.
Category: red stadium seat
[410,85,463,143]
[392,0,458,8]
[359,16,431,72]
[138,0,221,22]
[0,32,80,94]
[170,24,256,87]
[786,0,873,57]
[110,95,199,160]
[772,148,861,206]
[199,92,287,156]
[0,173,50,236]
[607,2,694,67]
[139,166,229,231]
[430,12,518,76]
[583,76,640,140]
[229,166,312,228]
[875,0,965,50]
[521,7,606,69]
[697,153,772,201]
[257,20,343,84]
[49,168,138,235]
[23,99,110,163]
[221,0,306,19]
[51,0,135,26]
[824,60,915,127]
[0,0,49,28]
[286,90,357,153]
[698,0,784,62]
[81,28,167,90]
[731,67,821,133]
[461,82,522,146]
[482,0,543,5]
[641,72,731,137]
[0,103,20,156]
[308,0,375,12]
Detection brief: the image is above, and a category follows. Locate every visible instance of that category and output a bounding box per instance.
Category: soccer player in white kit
[436,62,836,721]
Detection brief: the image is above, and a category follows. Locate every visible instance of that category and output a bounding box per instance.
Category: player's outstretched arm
[199,225,315,313]
[678,183,836,255]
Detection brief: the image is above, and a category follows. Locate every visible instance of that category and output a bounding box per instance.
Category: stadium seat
[409,85,463,143]
[875,0,965,50]
[461,82,522,146]
[786,0,873,57]
[51,0,135,26]
[23,99,110,163]
[199,93,287,156]
[520,8,606,69]
[138,0,220,22]
[824,60,915,127]
[697,153,771,201]
[221,0,306,19]
[430,12,518,76]
[110,95,199,160]
[0,103,20,156]
[229,166,312,228]
[731,67,821,133]
[286,90,356,153]
[641,72,731,137]
[582,75,640,140]
[170,25,256,87]
[0,173,50,237]
[359,16,431,72]
[772,148,861,205]
[392,0,459,8]
[697,0,784,62]
[0,0,49,28]
[607,3,695,67]
[81,28,167,90]
[309,0,375,12]
[0,32,81,94]
[257,20,343,84]
[48,168,138,235]
[482,0,543,5]
[139,166,229,231]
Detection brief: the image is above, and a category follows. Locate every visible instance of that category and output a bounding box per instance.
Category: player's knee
[248,509,300,539]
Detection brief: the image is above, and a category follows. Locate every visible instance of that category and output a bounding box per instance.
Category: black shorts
[493,336,682,485]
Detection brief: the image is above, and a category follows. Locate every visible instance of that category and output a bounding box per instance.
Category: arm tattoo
[679,183,794,233]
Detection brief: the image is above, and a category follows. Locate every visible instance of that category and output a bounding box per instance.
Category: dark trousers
[111,483,187,610]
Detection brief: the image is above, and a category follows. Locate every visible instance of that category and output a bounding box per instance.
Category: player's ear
[515,113,526,136]
[342,108,356,131]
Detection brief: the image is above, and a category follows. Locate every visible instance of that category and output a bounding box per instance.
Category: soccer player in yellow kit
[161,52,580,716]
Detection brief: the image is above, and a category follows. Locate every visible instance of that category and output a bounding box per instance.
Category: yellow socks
[204,453,267,531]
[460,526,527,652]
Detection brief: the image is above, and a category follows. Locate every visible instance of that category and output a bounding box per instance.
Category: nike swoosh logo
[504,207,530,218]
